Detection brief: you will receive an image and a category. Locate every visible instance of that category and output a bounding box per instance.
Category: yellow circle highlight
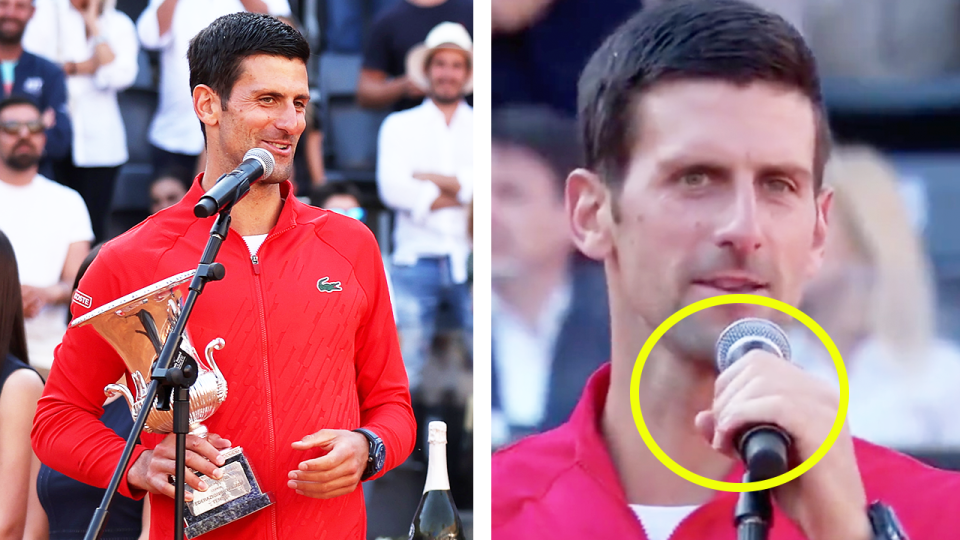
[629,293,848,492]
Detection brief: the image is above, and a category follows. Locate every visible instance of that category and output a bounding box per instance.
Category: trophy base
[183,447,274,539]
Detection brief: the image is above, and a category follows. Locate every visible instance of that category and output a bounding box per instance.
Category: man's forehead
[630,79,817,167]
[0,104,40,120]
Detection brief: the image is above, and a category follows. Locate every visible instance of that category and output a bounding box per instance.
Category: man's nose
[714,181,763,254]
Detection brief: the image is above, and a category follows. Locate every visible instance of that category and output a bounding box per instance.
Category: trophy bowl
[70,270,273,538]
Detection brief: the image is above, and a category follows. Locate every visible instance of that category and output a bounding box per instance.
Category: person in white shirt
[136,0,291,176]
[795,145,960,450]
[24,0,139,243]
[0,96,92,377]
[491,105,610,449]
[377,21,473,393]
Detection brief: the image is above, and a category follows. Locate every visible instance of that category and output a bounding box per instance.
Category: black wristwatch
[353,428,386,481]
[868,502,908,540]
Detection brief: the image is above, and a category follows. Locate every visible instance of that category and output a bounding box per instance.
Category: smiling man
[32,13,415,540]
[492,1,960,539]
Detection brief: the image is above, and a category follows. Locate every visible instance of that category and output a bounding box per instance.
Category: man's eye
[764,177,794,193]
[679,172,709,187]
[261,97,275,104]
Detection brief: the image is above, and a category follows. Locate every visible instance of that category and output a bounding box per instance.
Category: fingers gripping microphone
[194,148,276,218]
[716,318,793,482]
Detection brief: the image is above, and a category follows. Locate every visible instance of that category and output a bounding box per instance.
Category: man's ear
[807,186,834,278]
[567,168,614,261]
[193,84,222,132]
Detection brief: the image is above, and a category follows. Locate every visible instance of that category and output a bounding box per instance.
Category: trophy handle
[105,384,135,411]
[205,338,228,403]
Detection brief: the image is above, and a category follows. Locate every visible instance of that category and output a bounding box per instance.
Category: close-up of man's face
[598,79,831,364]
[427,48,470,105]
[215,54,309,184]
[0,0,32,45]
[0,103,44,171]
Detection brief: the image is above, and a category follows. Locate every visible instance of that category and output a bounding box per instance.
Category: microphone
[194,148,276,218]
[715,318,793,481]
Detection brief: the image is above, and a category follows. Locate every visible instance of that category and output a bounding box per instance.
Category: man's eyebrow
[252,90,311,103]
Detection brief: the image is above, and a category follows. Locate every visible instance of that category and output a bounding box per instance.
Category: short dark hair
[310,181,364,209]
[579,0,830,190]
[187,12,310,136]
[0,95,41,118]
[492,105,580,195]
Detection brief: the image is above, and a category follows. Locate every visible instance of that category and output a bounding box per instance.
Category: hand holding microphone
[695,318,872,540]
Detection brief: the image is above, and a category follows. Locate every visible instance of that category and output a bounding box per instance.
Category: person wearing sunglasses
[0,96,92,379]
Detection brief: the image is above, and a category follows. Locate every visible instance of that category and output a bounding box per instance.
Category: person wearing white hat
[376,21,473,400]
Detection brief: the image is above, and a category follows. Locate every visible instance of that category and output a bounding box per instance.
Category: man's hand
[413,172,461,197]
[21,285,45,319]
[42,108,56,129]
[397,75,425,100]
[288,429,368,499]
[126,433,232,501]
[694,351,873,540]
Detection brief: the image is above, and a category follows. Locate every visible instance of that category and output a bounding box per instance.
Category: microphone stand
[735,471,773,540]
[84,203,235,540]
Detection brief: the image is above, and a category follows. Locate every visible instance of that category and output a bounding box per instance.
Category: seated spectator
[0,229,46,540]
[0,96,92,377]
[0,0,72,181]
[148,166,189,214]
[136,0,291,175]
[24,0,140,243]
[31,243,148,540]
[795,145,960,449]
[358,0,472,112]
[491,105,609,449]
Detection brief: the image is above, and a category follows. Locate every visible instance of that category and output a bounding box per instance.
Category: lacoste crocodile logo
[317,277,343,293]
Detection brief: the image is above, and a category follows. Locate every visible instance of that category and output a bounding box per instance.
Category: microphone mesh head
[244,147,275,178]
[715,318,791,372]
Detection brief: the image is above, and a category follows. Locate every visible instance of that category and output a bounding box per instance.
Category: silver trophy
[70,270,273,538]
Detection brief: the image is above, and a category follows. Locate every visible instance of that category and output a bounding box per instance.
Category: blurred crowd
[491,0,960,467]
[0,0,473,539]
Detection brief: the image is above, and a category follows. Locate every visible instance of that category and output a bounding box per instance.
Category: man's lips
[262,141,293,156]
[691,275,768,294]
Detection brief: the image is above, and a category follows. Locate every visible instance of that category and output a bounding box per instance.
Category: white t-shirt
[0,175,93,370]
[630,504,700,540]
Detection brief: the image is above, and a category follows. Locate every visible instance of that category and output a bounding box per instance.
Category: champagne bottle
[408,421,466,540]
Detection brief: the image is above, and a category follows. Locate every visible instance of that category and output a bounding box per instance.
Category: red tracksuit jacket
[32,177,416,540]
[492,364,960,539]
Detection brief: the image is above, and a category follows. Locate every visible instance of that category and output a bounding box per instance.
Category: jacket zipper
[250,251,276,540]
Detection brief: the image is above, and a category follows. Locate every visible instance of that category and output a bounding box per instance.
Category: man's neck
[0,164,36,187]
[431,98,461,125]
[603,309,735,506]
[200,166,284,237]
[493,256,570,329]
[0,43,23,62]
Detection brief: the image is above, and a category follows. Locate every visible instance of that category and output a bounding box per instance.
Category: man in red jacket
[492,1,960,539]
[32,13,416,540]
